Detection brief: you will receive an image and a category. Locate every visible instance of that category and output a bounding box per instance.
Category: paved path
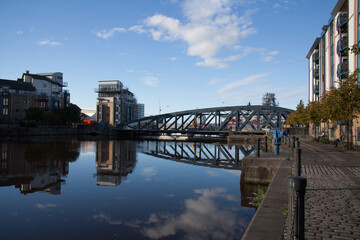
[300,141,360,240]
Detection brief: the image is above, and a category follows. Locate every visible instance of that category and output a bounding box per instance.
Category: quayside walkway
[300,141,360,240]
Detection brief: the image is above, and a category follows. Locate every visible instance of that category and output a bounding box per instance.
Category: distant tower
[262,93,278,107]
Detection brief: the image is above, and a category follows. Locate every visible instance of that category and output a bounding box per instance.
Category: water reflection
[93,187,249,239]
[0,141,80,194]
[139,141,255,170]
[95,141,137,186]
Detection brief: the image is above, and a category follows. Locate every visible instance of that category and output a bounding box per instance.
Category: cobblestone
[298,141,360,240]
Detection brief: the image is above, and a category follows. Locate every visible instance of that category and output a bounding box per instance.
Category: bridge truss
[141,141,256,170]
[118,105,293,132]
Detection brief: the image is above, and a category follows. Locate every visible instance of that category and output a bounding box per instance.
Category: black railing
[337,37,348,56]
[337,61,348,78]
[337,12,348,32]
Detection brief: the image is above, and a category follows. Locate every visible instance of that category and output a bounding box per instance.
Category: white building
[22,70,70,109]
[306,0,360,145]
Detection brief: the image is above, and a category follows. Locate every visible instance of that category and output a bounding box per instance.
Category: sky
[0,0,338,116]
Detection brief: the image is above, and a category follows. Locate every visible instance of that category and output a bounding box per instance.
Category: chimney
[26,70,29,74]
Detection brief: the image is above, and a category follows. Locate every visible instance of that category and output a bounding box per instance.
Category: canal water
[0,139,256,240]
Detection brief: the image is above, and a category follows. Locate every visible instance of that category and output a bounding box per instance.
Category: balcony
[337,37,348,56]
[94,87,122,93]
[62,82,68,87]
[337,61,348,78]
[337,12,348,33]
[314,84,319,95]
[313,67,319,78]
[312,52,319,64]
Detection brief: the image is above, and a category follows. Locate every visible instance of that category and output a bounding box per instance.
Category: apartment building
[0,70,70,123]
[95,80,138,126]
[306,0,360,145]
[137,103,145,119]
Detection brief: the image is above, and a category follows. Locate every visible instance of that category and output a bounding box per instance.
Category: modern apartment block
[95,80,138,126]
[0,70,70,123]
[137,103,145,119]
[306,0,360,145]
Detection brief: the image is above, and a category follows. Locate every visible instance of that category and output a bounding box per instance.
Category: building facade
[137,103,145,119]
[95,80,138,126]
[0,70,70,124]
[306,0,360,145]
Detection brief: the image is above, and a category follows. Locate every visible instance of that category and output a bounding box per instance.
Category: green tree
[287,100,308,126]
[321,70,360,147]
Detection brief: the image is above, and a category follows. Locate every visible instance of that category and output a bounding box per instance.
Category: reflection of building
[95,80,139,126]
[0,141,79,195]
[96,141,137,186]
[306,0,360,145]
[0,70,70,123]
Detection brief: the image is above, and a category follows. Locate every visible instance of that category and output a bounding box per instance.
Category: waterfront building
[306,0,360,146]
[95,80,138,126]
[137,103,145,119]
[0,70,70,123]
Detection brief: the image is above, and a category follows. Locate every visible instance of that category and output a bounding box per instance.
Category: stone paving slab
[300,141,360,240]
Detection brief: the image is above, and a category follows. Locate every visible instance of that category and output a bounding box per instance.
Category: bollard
[257,137,261,157]
[292,136,296,150]
[296,138,300,149]
[265,136,268,152]
[288,136,291,147]
[287,176,307,240]
[294,148,302,176]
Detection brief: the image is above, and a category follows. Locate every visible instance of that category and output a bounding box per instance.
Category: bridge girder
[118,105,293,132]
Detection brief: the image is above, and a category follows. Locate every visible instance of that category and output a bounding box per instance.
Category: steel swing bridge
[117,105,293,134]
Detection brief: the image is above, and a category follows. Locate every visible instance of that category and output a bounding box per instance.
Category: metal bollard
[265,136,268,152]
[287,176,307,240]
[292,136,296,150]
[257,137,261,157]
[288,136,291,147]
[294,148,302,176]
[296,139,300,149]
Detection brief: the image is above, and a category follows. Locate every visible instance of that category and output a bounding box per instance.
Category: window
[3,98,8,106]
[330,22,334,88]
[2,108,8,115]
[357,127,360,141]
[40,102,46,108]
[43,83,47,88]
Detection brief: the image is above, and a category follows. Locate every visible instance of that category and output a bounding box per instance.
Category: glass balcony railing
[337,12,348,32]
[337,37,348,56]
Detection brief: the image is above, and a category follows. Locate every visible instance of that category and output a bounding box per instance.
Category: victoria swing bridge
[116,105,294,137]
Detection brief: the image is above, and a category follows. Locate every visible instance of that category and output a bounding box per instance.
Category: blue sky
[0,0,338,116]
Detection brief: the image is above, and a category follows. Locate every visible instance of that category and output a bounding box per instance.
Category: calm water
[0,139,256,240]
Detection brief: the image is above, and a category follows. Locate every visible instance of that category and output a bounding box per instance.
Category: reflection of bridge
[118,105,293,134]
[140,141,256,170]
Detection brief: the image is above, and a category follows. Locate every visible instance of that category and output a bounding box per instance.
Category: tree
[287,100,308,126]
[321,70,360,147]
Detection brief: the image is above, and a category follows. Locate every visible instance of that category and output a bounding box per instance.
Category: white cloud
[95,27,126,39]
[141,167,158,177]
[126,69,134,73]
[261,50,279,62]
[208,78,222,85]
[129,0,257,69]
[142,75,160,87]
[38,39,61,46]
[129,25,147,34]
[169,57,177,61]
[218,72,270,94]
[16,30,23,35]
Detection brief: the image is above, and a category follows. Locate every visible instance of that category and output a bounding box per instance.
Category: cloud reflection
[93,188,246,239]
